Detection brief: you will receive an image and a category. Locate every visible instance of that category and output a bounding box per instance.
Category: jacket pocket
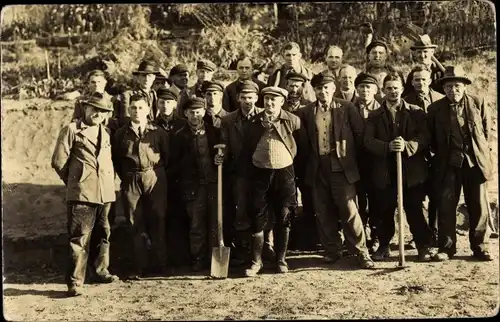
[79,164,92,183]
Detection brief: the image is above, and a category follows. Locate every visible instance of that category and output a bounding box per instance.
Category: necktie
[321,103,328,112]
[138,126,143,137]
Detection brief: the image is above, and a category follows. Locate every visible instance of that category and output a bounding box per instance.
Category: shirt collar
[315,100,333,113]
[386,100,402,111]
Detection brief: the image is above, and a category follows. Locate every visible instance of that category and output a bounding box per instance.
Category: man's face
[238,92,258,115]
[283,48,302,68]
[313,82,335,103]
[196,69,214,83]
[286,80,304,98]
[205,90,223,114]
[325,47,343,71]
[135,73,156,90]
[83,104,108,125]
[128,99,150,123]
[157,98,176,117]
[412,70,432,93]
[237,58,253,80]
[368,46,388,68]
[172,72,189,88]
[383,80,404,103]
[356,83,378,102]
[263,94,284,117]
[152,79,169,91]
[88,75,107,94]
[184,107,206,126]
[443,80,467,103]
[339,67,357,91]
[414,48,434,66]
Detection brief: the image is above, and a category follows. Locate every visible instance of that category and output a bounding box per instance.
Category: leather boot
[262,229,276,263]
[244,231,264,277]
[275,227,291,273]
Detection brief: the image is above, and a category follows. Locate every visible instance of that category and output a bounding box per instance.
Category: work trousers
[438,163,489,255]
[312,157,368,256]
[184,183,218,264]
[166,176,191,266]
[374,183,433,249]
[355,176,379,242]
[121,168,168,272]
[249,165,297,234]
[66,201,112,287]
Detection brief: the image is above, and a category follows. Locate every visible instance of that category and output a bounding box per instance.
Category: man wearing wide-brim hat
[403,34,445,96]
[427,65,493,262]
[116,60,159,127]
[52,95,119,297]
[240,86,301,277]
[295,71,374,269]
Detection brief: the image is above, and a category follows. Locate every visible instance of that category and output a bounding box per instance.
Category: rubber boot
[275,227,291,273]
[244,231,264,277]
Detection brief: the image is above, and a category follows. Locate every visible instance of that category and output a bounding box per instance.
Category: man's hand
[214,153,224,166]
[389,136,406,152]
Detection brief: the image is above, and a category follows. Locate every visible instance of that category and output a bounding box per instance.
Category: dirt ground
[3,235,499,320]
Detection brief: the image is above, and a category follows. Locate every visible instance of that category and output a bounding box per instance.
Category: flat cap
[185,97,206,110]
[261,86,288,98]
[156,87,179,101]
[201,80,224,93]
[196,59,217,72]
[155,67,169,81]
[238,80,259,94]
[81,94,113,112]
[366,40,388,55]
[169,64,189,77]
[354,72,379,88]
[311,71,336,87]
[87,69,106,79]
[285,71,307,83]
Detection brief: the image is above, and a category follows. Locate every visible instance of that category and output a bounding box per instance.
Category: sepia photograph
[1,2,498,320]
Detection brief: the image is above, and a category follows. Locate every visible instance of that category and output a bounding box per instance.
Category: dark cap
[156,87,179,101]
[133,60,158,75]
[87,69,106,79]
[185,97,206,110]
[311,71,336,87]
[155,68,169,81]
[366,40,388,55]
[196,59,217,72]
[354,72,379,88]
[238,80,259,94]
[286,71,307,83]
[201,80,224,93]
[169,64,189,77]
[261,86,288,98]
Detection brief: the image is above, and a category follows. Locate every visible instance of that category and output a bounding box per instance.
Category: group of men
[52,35,494,297]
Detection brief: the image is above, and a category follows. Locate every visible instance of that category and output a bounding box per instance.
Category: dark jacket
[403,62,445,97]
[268,64,316,102]
[334,88,358,103]
[170,121,221,200]
[403,88,445,112]
[282,97,312,114]
[51,120,116,204]
[427,94,493,190]
[295,97,365,187]
[363,100,429,189]
[153,114,187,134]
[116,87,158,126]
[222,77,267,112]
[203,108,229,129]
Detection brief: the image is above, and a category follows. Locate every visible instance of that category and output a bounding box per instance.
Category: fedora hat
[437,65,472,86]
[81,94,113,112]
[132,60,158,75]
[411,34,438,50]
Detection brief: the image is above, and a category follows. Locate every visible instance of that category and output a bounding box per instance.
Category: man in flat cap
[153,67,171,92]
[282,71,313,113]
[427,66,493,262]
[223,55,267,113]
[267,42,316,103]
[170,97,221,271]
[168,64,190,97]
[202,80,229,129]
[403,35,445,97]
[112,94,170,279]
[216,80,263,266]
[352,72,382,253]
[334,64,358,103]
[295,71,374,269]
[403,64,445,247]
[177,59,217,118]
[52,95,119,297]
[115,60,158,128]
[240,86,301,277]
[364,73,433,262]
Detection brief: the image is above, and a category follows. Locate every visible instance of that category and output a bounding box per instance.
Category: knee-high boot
[244,231,264,277]
[275,227,291,273]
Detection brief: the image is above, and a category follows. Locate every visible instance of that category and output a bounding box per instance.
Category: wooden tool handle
[396,151,405,267]
[214,144,226,247]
